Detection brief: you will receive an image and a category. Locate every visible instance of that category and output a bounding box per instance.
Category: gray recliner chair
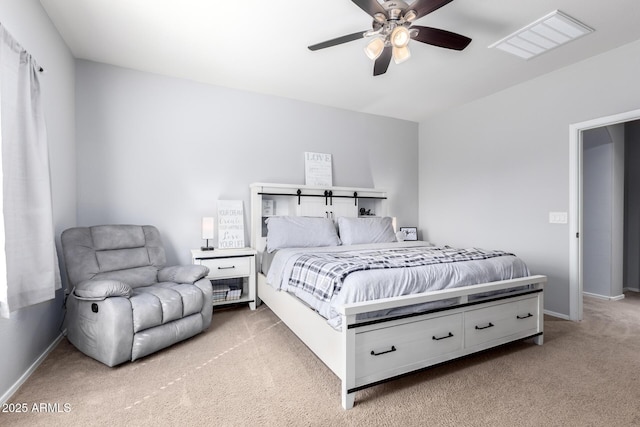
[61,225,213,367]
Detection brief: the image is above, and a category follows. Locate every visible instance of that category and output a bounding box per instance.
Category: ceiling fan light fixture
[307,0,470,76]
[404,10,417,22]
[373,13,387,24]
[364,37,385,60]
[393,45,411,64]
[391,26,411,48]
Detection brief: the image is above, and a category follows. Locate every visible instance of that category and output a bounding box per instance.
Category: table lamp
[201,217,214,251]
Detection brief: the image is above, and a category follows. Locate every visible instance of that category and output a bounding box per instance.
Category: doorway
[569,108,640,321]
[582,125,624,300]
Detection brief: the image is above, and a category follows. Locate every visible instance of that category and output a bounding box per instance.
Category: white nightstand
[191,247,257,310]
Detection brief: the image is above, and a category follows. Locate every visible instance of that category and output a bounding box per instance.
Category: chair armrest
[158,265,209,284]
[73,279,132,300]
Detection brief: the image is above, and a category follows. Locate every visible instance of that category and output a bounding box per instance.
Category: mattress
[260,249,277,275]
[265,241,531,330]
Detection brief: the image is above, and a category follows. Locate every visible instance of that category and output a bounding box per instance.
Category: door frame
[569,108,640,321]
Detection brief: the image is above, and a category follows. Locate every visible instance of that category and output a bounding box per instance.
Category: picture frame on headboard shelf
[262,199,274,216]
[304,152,332,187]
[399,227,418,241]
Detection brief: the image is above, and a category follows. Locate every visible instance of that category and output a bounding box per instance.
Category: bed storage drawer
[200,257,252,279]
[355,313,463,385]
[464,296,539,348]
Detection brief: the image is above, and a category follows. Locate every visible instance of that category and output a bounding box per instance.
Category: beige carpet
[3,294,640,427]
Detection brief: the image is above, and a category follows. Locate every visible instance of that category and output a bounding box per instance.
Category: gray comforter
[266,241,531,330]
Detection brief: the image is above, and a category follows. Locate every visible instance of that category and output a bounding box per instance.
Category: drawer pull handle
[475,322,494,330]
[432,332,454,341]
[370,346,396,356]
[517,313,533,320]
[218,266,236,270]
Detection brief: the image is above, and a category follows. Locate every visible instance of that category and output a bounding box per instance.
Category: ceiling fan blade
[411,26,471,50]
[351,0,387,18]
[410,0,454,20]
[373,46,392,76]
[308,31,367,51]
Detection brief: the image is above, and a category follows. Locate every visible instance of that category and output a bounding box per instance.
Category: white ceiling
[39,0,640,122]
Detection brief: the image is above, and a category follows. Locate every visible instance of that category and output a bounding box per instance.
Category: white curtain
[0,24,60,318]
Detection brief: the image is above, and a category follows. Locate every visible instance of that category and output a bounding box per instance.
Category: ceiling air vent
[489,10,593,59]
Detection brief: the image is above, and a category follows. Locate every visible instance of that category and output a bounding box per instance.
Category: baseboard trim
[543,309,570,320]
[0,333,64,405]
[583,292,625,301]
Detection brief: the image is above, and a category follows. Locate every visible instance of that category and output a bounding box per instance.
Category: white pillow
[265,216,341,253]
[337,216,397,245]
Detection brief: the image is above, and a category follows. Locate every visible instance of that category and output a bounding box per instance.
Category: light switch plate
[549,211,568,224]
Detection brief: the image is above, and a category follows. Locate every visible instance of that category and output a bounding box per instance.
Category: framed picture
[217,200,245,249]
[304,152,332,187]
[399,227,418,241]
[262,199,274,216]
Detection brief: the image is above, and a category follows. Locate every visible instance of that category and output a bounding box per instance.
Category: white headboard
[249,183,388,253]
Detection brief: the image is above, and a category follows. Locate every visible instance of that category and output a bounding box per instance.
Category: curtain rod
[0,22,44,73]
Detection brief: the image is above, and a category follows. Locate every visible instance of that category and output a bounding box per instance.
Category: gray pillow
[337,216,397,245]
[266,216,341,253]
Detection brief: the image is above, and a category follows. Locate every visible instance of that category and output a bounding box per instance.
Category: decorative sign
[262,200,274,216]
[217,200,245,249]
[305,152,332,187]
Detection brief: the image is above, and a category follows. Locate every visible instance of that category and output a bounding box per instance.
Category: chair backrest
[61,225,167,288]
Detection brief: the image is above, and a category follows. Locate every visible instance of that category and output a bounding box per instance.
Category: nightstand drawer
[201,257,252,279]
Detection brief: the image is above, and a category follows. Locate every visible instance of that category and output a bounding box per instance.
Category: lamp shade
[364,37,385,60]
[391,26,410,48]
[201,217,214,240]
[393,45,411,64]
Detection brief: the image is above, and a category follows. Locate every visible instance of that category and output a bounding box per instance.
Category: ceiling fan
[308,0,472,76]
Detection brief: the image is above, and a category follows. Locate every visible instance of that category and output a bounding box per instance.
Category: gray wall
[0,0,76,401]
[624,121,640,291]
[582,125,624,298]
[419,38,640,316]
[75,60,419,266]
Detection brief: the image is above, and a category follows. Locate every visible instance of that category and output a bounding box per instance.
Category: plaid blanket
[288,246,514,303]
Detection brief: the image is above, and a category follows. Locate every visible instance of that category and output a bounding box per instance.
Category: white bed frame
[250,183,546,409]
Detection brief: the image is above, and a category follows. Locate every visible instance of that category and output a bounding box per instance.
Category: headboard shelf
[256,189,387,206]
[250,183,389,251]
